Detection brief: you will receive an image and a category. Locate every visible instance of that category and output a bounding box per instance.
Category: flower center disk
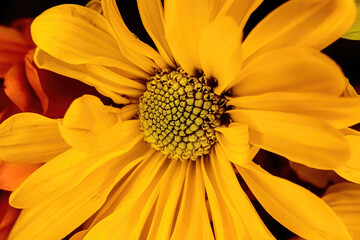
[139,68,227,161]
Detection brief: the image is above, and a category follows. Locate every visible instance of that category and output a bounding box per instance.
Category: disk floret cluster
[139,68,227,161]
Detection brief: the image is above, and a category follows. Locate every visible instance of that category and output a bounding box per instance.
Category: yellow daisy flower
[1,0,360,239]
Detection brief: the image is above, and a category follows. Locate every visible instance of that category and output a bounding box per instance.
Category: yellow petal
[230,47,346,97]
[0,113,69,163]
[8,153,133,240]
[336,134,360,184]
[102,0,168,70]
[31,4,141,70]
[215,123,250,165]
[237,162,352,240]
[229,92,360,129]
[35,49,145,102]
[59,95,143,153]
[170,161,214,240]
[229,109,350,169]
[218,0,263,29]
[242,0,356,60]
[146,160,187,239]
[164,0,211,74]
[83,152,169,239]
[199,16,242,95]
[202,150,274,240]
[322,182,360,239]
[137,0,176,68]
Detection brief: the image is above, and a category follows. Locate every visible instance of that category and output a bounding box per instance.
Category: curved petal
[336,135,360,184]
[0,161,40,191]
[8,152,138,240]
[242,0,356,60]
[10,140,148,209]
[4,62,42,113]
[322,182,360,239]
[102,0,168,70]
[237,162,352,240]
[229,109,350,169]
[59,95,143,153]
[31,5,137,68]
[202,150,274,239]
[230,47,347,97]
[216,0,263,30]
[164,0,211,75]
[83,153,169,239]
[199,16,242,95]
[137,0,176,68]
[228,92,360,129]
[24,49,109,118]
[35,49,144,102]
[215,123,250,165]
[0,113,70,163]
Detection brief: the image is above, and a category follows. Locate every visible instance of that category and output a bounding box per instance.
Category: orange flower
[0,18,108,240]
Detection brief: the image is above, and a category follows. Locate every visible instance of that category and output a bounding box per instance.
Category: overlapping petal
[229,109,350,169]
[202,150,273,239]
[0,113,70,163]
[215,123,250,165]
[102,0,168,70]
[230,47,346,96]
[199,16,242,95]
[322,182,360,239]
[59,95,143,153]
[242,0,356,60]
[237,162,352,240]
[228,92,360,129]
[137,0,176,68]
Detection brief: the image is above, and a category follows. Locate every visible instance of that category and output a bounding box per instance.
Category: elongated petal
[170,161,214,240]
[216,0,263,30]
[8,155,130,240]
[137,0,175,68]
[229,92,360,129]
[10,140,148,209]
[199,17,242,95]
[230,47,346,96]
[202,151,274,239]
[164,0,211,74]
[322,182,360,238]
[83,153,169,239]
[31,5,141,70]
[59,95,143,153]
[0,113,70,163]
[229,109,350,169]
[215,123,250,165]
[237,162,352,240]
[336,135,360,184]
[102,0,168,70]
[35,49,144,102]
[242,0,356,60]
[4,62,42,113]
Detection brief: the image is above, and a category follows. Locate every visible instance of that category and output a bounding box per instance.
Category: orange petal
[4,61,42,113]
[0,191,20,240]
[0,161,40,191]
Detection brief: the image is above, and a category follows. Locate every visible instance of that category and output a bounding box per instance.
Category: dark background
[1,0,359,239]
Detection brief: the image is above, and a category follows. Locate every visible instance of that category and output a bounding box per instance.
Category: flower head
[1,0,360,239]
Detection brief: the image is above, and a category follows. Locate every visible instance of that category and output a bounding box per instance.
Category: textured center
[139,68,227,161]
